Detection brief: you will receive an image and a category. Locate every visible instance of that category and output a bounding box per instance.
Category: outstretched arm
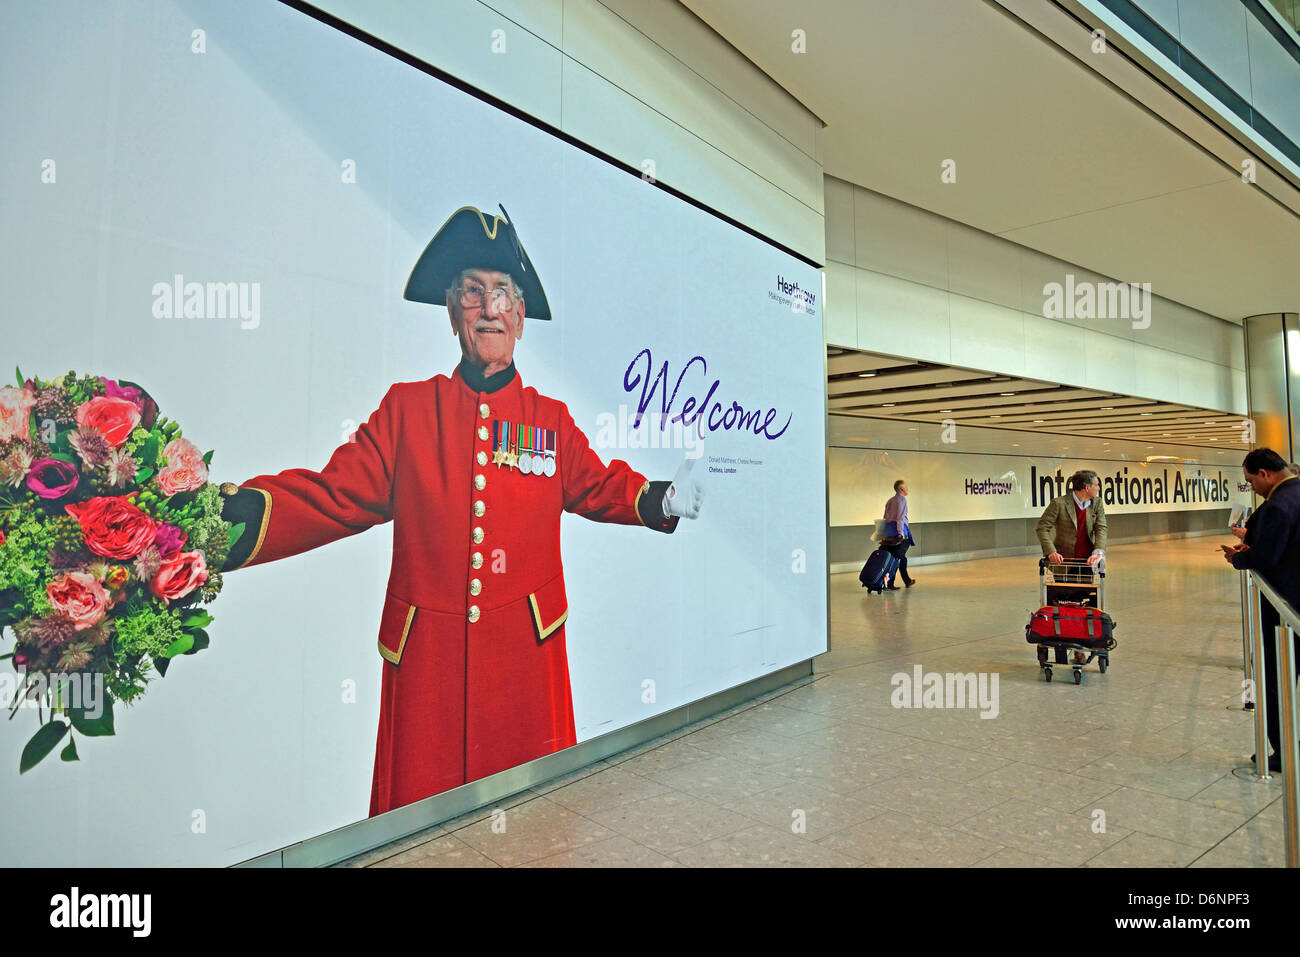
[220,384,403,570]
[558,407,679,533]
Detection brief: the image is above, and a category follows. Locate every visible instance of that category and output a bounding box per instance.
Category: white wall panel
[824,175,855,265]
[562,0,823,214]
[1131,340,1182,401]
[561,57,825,262]
[1083,331,1137,395]
[1023,313,1087,388]
[946,222,1023,312]
[853,187,948,289]
[824,260,858,347]
[856,269,950,364]
[312,0,564,128]
[949,295,1026,377]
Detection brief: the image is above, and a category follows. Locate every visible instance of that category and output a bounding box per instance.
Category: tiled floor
[342,541,1290,868]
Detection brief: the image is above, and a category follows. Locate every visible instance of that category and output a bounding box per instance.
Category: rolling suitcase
[859,546,899,594]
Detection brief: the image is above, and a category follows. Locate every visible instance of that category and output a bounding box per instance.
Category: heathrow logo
[769,275,817,317]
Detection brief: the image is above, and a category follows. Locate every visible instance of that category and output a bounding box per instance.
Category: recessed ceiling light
[1033,419,1045,423]
[939,409,952,412]
[1162,433,1170,436]
[883,403,895,407]
[989,415,1001,418]
[1140,412,1153,416]
[1205,421,1216,425]
[1000,392,1015,396]
[858,372,876,378]
[1210,438,1217,441]
[1012,443,1020,447]
[1101,407,1114,411]
[907,427,918,431]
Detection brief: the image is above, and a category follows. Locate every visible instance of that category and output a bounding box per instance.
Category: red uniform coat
[226,364,675,816]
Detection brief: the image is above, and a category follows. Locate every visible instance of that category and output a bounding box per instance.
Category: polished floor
[342,540,1289,867]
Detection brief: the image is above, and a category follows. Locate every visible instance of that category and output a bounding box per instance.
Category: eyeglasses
[458,279,515,311]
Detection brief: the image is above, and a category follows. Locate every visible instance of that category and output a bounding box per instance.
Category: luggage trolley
[1033,557,1114,684]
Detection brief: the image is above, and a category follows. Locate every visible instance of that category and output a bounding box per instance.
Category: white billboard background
[830,448,1251,526]
[0,0,826,865]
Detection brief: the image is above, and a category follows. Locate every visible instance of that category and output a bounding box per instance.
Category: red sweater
[1074,501,1091,558]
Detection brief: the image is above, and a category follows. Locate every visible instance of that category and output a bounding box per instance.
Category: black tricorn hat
[404,204,551,320]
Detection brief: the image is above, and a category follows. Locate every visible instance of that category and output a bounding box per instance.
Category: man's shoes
[885,584,900,591]
[1250,753,1284,772]
[903,579,916,587]
[1072,651,1087,666]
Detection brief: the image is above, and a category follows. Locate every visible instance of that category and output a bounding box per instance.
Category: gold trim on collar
[528,593,568,641]
[378,604,417,666]
[229,487,273,570]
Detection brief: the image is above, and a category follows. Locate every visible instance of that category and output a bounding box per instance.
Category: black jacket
[1232,476,1300,614]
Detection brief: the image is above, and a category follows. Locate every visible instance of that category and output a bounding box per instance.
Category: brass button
[469,578,482,596]
[473,500,486,517]
[479,403,490,419]
[468,605,480,623]
[477,425,489,442]
[476,451,487,467]
[472,527,484,544]
[471,552,483,569]
[474,474,486,491]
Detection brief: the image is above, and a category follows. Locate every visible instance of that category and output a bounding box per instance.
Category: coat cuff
[219,484,272,570]
[635,480,679,534]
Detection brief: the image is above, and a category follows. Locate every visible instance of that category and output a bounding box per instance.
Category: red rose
[150,550,208,604]
[74,396,141,449]
[64,496,158,560]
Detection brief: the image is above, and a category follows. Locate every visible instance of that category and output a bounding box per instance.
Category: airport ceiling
[682,0,1300,323]
[827,346,1251,452]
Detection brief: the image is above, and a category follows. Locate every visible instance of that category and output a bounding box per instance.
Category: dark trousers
[886,542,913,585]
[1258,600,1300,757]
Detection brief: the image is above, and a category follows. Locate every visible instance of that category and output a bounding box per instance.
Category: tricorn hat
[404,204,551,320]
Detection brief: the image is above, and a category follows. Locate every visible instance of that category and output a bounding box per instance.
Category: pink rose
[163,437,205,470]
[46,572,110,631]
[156,462,208,495]
[0,387,37,442]
[75,396,141,448]
[150,550,208,604]
[26,458,80,499]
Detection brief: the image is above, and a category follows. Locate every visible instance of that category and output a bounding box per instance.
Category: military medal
[543,429,556,477]
[529,425,545,475]
[518,423,533,475]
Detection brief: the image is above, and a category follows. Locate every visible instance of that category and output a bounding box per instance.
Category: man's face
[1077,480,1101,502]
[447,268,524,374]
[1245,468,1277,497]
[899,483,908,496]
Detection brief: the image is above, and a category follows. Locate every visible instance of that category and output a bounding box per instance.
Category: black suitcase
[859,547,899,594]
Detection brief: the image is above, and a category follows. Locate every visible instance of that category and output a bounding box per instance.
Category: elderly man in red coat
[219,205,703,816]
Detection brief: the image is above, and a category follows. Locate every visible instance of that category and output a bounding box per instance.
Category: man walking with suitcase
[882,479,916,589]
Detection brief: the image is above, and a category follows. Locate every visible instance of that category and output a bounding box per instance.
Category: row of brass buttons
[470,402,491,624]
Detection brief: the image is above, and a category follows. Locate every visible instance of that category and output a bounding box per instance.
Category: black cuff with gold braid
[219,482,269,571]
[636,480,679,534]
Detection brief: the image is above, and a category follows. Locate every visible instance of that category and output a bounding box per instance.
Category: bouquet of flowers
[0,370,242,772]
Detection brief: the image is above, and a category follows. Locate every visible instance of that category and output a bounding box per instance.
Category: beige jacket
[1036,493,1108,558]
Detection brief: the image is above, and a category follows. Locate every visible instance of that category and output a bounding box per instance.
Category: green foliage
[0,514,55,615]
[113,604,186,661]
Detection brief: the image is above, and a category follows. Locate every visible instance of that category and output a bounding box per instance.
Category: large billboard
[0,0,827,865]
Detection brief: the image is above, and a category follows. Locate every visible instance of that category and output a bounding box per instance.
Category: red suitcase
[1026,602,1115,647]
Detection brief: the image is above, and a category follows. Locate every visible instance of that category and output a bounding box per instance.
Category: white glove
[662,454,704,520]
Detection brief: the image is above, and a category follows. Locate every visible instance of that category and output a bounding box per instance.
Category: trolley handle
[1038,555,1106,579]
